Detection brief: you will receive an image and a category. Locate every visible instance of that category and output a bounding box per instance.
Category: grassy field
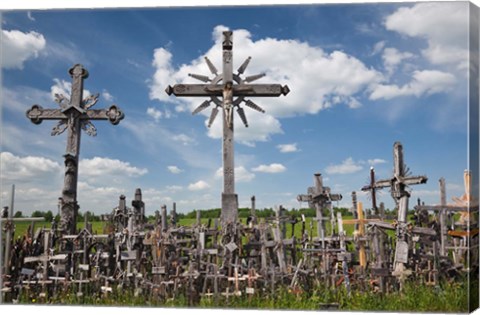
[15,278,473,312]
[6,216,476,312]
[11,216,367,240]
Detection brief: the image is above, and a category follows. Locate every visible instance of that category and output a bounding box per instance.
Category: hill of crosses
[0,31,478,311]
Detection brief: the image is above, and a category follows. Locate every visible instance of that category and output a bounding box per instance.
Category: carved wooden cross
[372,142,427,273]
[297,173,342,239]
[166,31,289,224]
[26,64,124,234]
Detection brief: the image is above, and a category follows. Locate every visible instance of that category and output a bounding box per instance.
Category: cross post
[371,142,427,275]
[166,31,289,224]
[26,64,124,234]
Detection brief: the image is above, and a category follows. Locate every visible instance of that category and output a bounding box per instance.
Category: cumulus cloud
[167,165,183,174]
[252,163,286,173]
[151,25,383,145]
[215,166,255,182]
[370,70,456,100]
[385,2,468,69]
[382,47,414,75]
[188,180,210,191]
[1,29,46,69]
[0,151,62,181]
[277,143,299,153]
[325,157,363,175]
[79,157,148,177]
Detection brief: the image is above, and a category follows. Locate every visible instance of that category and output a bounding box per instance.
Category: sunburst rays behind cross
[188,56,267,128]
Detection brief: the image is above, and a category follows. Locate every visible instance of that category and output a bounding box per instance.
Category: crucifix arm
[233,84,289,97]
[26,105,65,124]
[83,105,124,125]
[166,84,223,97]
[403,175,428,185]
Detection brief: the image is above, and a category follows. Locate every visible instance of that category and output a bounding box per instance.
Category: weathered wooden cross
[342,201,380,269]
[166,31,289,224]
[297,173,342,240]
[361,167,380,216]
[26,64,125,234]
[371,142,427,276]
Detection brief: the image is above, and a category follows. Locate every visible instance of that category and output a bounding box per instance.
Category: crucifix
[370,142,427,277]
[26,64,125,235]
[166,31,289,224]
[297,173,342,240]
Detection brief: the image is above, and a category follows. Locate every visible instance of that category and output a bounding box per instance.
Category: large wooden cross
[166,31,289,224]
[26,64,125,234]
[371,142,427,274]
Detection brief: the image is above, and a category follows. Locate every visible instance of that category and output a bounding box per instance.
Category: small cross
[297,173,342,238]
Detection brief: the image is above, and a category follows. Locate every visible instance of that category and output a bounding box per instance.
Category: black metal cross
[26,64,124,234]
[166,31,289,224]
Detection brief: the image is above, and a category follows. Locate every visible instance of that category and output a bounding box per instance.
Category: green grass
[15,279,472,312]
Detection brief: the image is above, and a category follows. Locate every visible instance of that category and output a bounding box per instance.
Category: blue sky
[0,2,474,216]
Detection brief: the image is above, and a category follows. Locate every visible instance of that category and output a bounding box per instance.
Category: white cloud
[188,180,210,191]
[151,25,383,145]
[147,107,163,122]
[1,29,46,69]
[371,40,386,56]
[102,89,114,102]
[146,107,172,122]
[325,157,363,175]
[149,48,174,102]
[171,133,195,146]
[215,166,255,182]
[382,47,414,75]
[252,163,286,173]
[79,157,148,177]
[166,185,183,192]
[367,158,387,165]
[370,70,456,100]
[385,2,468,69]
[167,165,183,174]
[27,11,35,21]
[51,78,91,100]
[0,151,62,182]
[277,143,299,153]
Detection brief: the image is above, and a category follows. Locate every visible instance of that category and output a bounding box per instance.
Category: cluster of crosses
[0,31,477,304]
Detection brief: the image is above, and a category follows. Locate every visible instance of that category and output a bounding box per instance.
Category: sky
[0,1,476,217]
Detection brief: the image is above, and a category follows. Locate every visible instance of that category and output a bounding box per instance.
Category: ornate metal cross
[166,31,289,224]
[371,142,427,275]
[26,64,124,234]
